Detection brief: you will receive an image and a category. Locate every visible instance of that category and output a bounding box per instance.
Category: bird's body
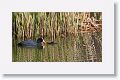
[18,40,37,47]
[18,38,45,47]
[18,38,57,48]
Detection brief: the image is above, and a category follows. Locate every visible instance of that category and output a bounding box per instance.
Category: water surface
[12,32,102,62]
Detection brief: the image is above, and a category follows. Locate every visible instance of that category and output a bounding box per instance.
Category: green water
[12,32,102,62]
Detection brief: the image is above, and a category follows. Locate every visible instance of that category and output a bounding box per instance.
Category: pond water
[12,32,102,62]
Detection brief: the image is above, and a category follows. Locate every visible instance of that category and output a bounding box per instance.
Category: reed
[12,12,102,40]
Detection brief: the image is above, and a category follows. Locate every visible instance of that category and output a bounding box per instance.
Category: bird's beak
[43,40,46,44]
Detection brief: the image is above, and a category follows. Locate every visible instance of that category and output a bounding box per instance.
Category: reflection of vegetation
[12,35,102,62]
[12,12,102,62]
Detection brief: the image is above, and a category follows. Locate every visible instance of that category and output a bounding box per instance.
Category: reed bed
[12,12,102,41]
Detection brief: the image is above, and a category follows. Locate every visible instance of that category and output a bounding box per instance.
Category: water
[12,32,102,62]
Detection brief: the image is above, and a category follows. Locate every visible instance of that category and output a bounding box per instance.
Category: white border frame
[0,0,114,74]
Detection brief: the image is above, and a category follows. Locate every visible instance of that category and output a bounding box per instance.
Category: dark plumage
[18,38,45,47]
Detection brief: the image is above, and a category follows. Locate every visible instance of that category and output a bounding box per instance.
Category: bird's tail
[18,42,22,46]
